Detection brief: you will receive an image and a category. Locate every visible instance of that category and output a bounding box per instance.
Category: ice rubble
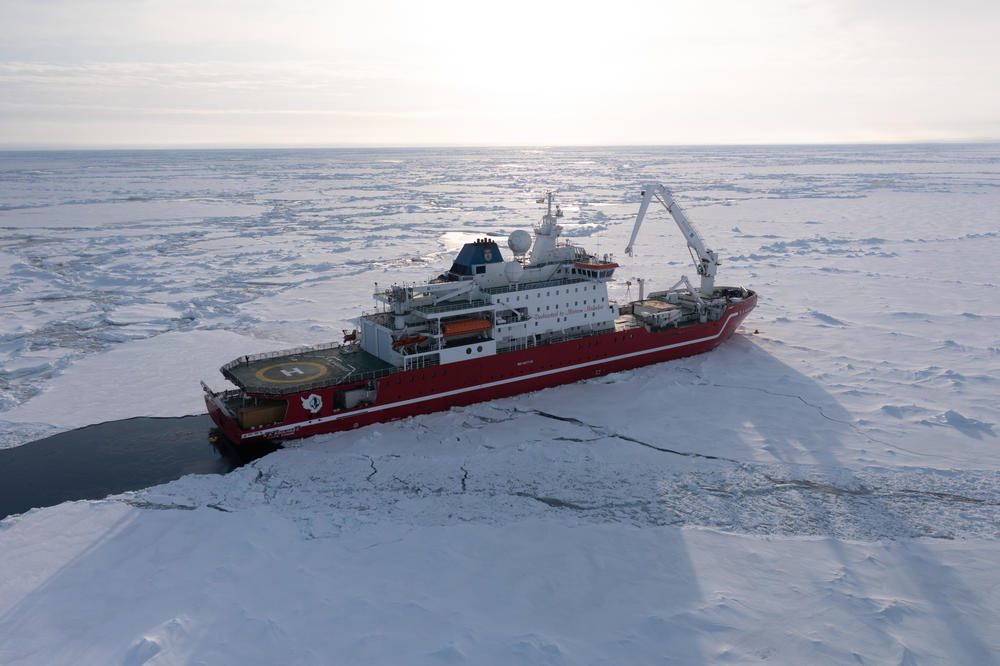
[1,145,999,665]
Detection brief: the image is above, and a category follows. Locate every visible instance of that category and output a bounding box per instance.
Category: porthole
[466,347,472,354]
[477,345,483,352]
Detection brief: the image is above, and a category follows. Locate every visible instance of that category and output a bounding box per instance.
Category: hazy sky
[2,0,998,147]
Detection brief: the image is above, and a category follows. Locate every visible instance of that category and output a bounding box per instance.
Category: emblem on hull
[301,393,323,414]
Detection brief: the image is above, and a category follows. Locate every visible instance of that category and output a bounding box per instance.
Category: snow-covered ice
[1,145,999,664]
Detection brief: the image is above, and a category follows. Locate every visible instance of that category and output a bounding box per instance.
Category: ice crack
[121,499,197,511]
[515,492,589,511]
[519,407,736,462]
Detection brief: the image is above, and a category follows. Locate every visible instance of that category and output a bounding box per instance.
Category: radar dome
[507,229,531,256]
[503,261,525,283]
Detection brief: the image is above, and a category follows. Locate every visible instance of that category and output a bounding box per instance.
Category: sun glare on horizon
[0,0,998,147]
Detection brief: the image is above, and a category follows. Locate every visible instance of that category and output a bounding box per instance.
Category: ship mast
[529,191,563,265]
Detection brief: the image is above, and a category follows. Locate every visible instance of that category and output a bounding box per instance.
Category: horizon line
[2,138,999,152]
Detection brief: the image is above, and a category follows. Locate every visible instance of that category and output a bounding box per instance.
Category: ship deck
[223,288,753,398]
[223,345,395,396]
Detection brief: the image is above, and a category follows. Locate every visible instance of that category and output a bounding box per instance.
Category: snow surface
[2,145,1000,664]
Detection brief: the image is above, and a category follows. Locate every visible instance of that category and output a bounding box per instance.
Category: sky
[1,0,998,148]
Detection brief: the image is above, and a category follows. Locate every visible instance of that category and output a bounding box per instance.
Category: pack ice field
[1,145,999,665]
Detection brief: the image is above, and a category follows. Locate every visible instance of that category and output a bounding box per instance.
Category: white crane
[625,184,719,296]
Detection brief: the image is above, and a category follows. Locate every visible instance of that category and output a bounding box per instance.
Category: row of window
[496,285,599,304]
[537,297,605,311]
[571,268,613,278]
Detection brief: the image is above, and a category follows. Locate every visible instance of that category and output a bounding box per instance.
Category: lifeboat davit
[392,334,427,348]
[441,318,491,337]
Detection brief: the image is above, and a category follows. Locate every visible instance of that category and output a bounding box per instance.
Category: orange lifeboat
[441,318,491,337]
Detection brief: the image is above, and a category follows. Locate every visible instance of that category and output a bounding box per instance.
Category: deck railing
[412,298,490,315]
[482,277,588,296]
[221,341,345,373]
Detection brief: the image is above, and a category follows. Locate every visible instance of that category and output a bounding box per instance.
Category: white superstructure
[359,193,620,370]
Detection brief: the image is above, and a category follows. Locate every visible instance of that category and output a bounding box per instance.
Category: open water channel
[0,415,278,519]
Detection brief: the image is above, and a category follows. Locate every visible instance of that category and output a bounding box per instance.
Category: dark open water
[0,415,277,519]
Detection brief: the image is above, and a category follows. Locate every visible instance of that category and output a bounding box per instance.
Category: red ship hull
[205,294,756,443]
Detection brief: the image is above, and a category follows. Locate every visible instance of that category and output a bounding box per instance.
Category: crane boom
[624,184,719,295]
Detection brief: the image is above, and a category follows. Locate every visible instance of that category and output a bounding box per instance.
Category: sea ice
[1,145,999,664]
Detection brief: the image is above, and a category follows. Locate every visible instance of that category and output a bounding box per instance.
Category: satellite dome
[503,261,524,283]
[508,229,531,255]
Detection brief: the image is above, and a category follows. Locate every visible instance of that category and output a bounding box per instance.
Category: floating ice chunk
[104,303,179,326]
[809,310,847,326]
[920,410,996,439]
[122,638,161,666]
[880,404,932,419]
